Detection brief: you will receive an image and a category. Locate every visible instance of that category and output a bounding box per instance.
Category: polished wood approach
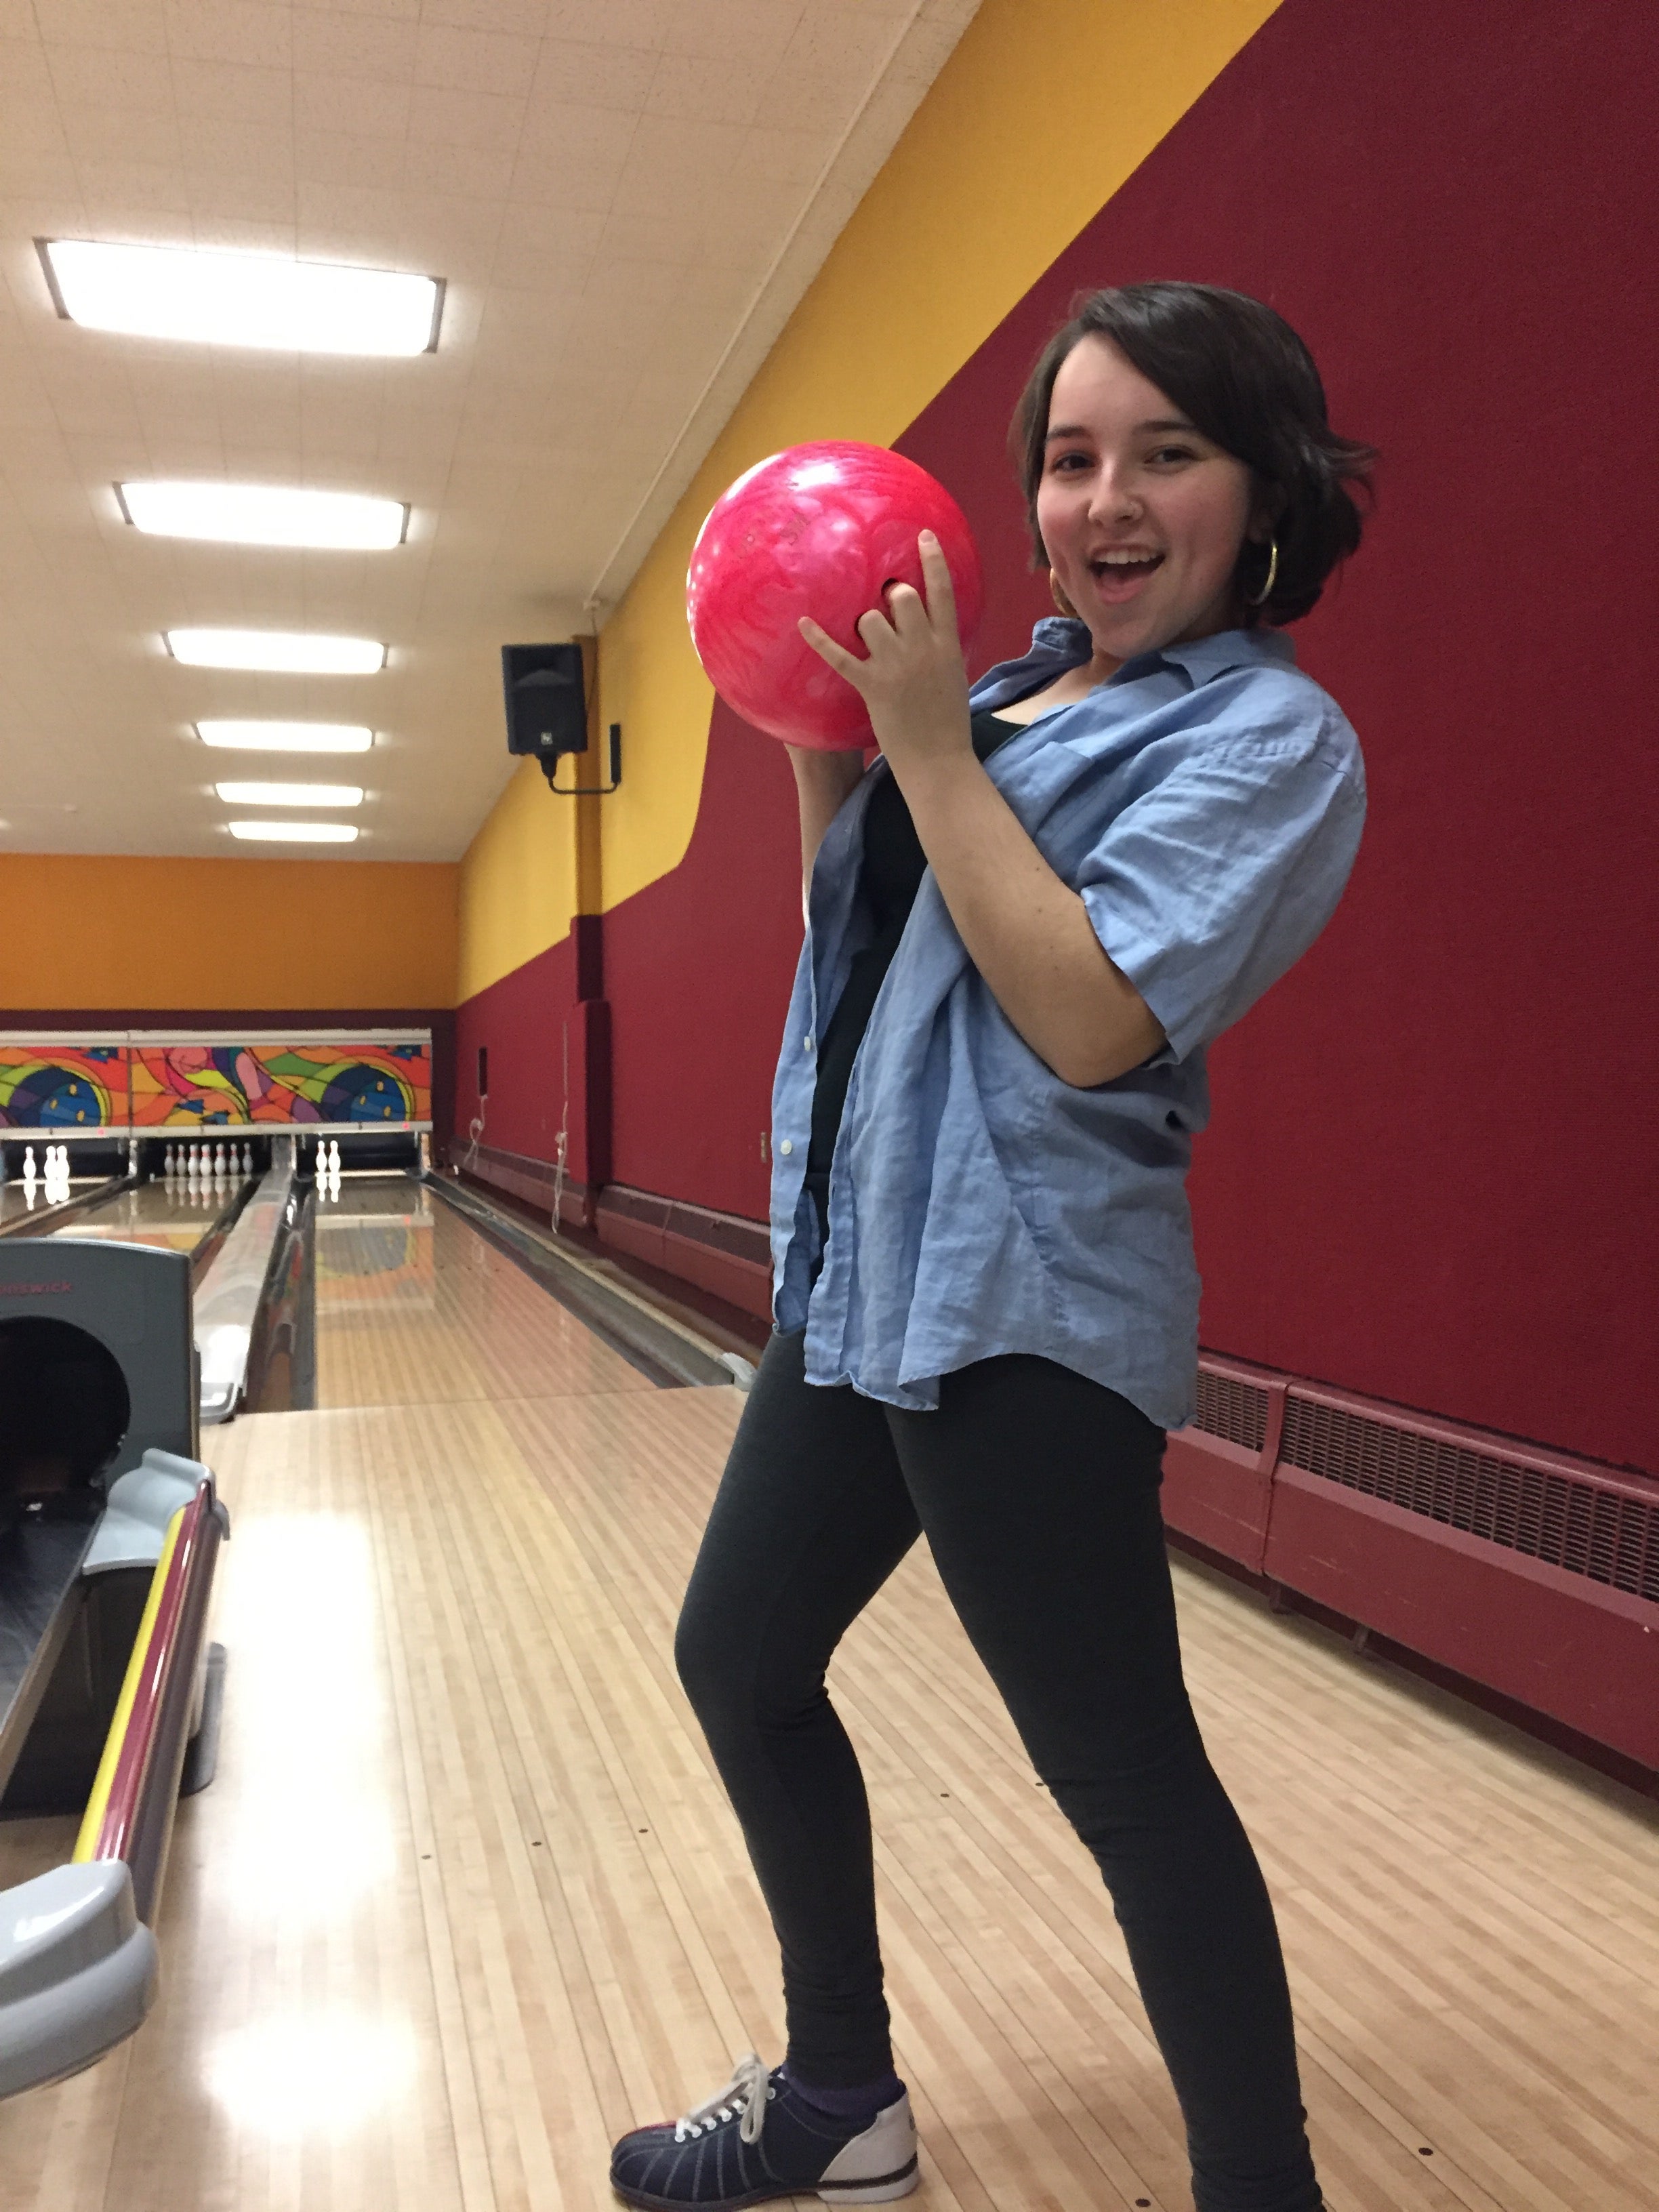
[311,1182,657,1409]
[1,1186,1654,2210]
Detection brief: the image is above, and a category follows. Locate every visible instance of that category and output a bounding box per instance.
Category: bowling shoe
[609,2052,918,2208]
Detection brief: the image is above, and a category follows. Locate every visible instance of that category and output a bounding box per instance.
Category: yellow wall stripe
[457,0,1283,1001]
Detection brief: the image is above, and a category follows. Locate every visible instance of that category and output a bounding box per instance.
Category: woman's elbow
[1046,1005,1167,1088]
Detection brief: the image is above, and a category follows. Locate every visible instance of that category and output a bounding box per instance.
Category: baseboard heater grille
[1168,1357,1659,1774]
[1193,1368,1269,1454]
[1273,1395,1659,1604]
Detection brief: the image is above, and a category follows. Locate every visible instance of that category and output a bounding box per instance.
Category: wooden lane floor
[46,1178,241,1258]
[1,1180,141,1233]
[310,1178,657,1409]
[1,1197,1655,2209]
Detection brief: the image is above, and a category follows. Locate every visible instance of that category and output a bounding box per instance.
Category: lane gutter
[424,1174,743,1391]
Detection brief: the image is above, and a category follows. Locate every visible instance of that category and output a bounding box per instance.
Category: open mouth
[1088,551,1164,600]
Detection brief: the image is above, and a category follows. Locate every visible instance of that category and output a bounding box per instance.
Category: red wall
[459,0,1658,1474]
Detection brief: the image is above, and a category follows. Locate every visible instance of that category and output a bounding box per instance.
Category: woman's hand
[798,531,972,779]
[799,529,1165,1087]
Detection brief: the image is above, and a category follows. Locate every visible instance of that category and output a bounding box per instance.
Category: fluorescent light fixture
[216,783,363,807]
[41,240,443,356]
[228,820,360,844]
[121,482,407,550]
[197,721,374,753]
[167,629,386,674]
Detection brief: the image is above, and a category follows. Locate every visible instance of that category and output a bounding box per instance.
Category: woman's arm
[893,754,1164,1085]
[784,745,866,920]
[799,535,1165,1088]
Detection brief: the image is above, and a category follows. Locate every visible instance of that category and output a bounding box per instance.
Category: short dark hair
[1010,282,1376,626]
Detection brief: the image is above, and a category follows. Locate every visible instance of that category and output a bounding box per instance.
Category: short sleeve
[1077,716,1366,1065]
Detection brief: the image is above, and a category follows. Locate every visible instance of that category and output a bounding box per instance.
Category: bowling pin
[23,1146,36,1183]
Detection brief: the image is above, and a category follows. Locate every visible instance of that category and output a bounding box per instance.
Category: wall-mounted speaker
[501,643,586,777]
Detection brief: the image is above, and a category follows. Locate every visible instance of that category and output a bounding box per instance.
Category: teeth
[1099,551,1159,567]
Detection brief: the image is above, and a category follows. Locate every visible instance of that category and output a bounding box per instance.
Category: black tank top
[804,710,1022,1243]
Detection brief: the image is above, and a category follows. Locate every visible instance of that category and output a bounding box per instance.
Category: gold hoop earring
[1246,535,1279,607]
[1049,568,1078,619]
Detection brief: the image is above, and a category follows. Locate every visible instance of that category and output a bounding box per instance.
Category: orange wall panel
[0,854,458,1012]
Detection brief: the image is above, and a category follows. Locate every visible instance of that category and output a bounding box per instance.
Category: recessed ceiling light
[167,630,386,674]
[197,721,375,753]
[216,782,363,807]
[228,820,361,844]
[40,240,443,356]
[121,482,407,550]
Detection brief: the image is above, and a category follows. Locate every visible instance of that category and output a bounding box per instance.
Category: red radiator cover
[1164,1360,1659,1773]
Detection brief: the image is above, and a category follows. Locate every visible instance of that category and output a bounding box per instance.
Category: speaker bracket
[546,722,621,796]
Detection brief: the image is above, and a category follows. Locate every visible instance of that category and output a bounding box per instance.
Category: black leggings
[675,1330,1322,2212]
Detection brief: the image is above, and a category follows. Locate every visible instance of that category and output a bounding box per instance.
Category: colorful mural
[0,1046,125,1131]
[0,1035,432,1132]
[129,1042,430,1129]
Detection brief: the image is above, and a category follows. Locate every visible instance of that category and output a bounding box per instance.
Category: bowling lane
[0,1185,52,1229]
[311,1175,656,1408]
[51,1176,245,1258]
[1,1176,121,1232]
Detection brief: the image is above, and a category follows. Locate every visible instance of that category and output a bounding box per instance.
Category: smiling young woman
[610,285,1374,2212]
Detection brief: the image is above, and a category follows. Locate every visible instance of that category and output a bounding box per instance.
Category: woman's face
[1036,334,1265,666]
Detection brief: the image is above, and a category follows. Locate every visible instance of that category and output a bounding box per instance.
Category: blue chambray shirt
[769,617,1366,1429]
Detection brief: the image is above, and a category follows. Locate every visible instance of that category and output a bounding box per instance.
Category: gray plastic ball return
[0,1239,228,2100]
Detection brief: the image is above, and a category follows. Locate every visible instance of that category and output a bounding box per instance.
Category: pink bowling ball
[686,441,984,750]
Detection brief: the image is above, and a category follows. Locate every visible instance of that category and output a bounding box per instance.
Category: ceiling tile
[39,0,169,54]
[737,123,836,188]
[47,43,176,115]
[611,112,746,188]
[404,141,520,202]
[291,10,419,82]
[295,129,409,189]
[413,22,542,97]
[180,119,298,184]
[525,37,658,115]
[407,83,527,151]
[62,100,186,161]
[508,110,636,216]
[163,0,295,68]
[541,0,671,52]
[659,0,802,63]
[643,50,769,128]
[169,57,294,124]
[416,0,552,31]
[294,72,411,139]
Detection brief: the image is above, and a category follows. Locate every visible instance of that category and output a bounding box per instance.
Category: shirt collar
[973,619,1298,714]
[1115,626,1298,687]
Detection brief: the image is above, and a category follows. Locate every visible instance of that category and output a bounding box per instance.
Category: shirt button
[779,1139,794,1155]
[802,1035,814,1053]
